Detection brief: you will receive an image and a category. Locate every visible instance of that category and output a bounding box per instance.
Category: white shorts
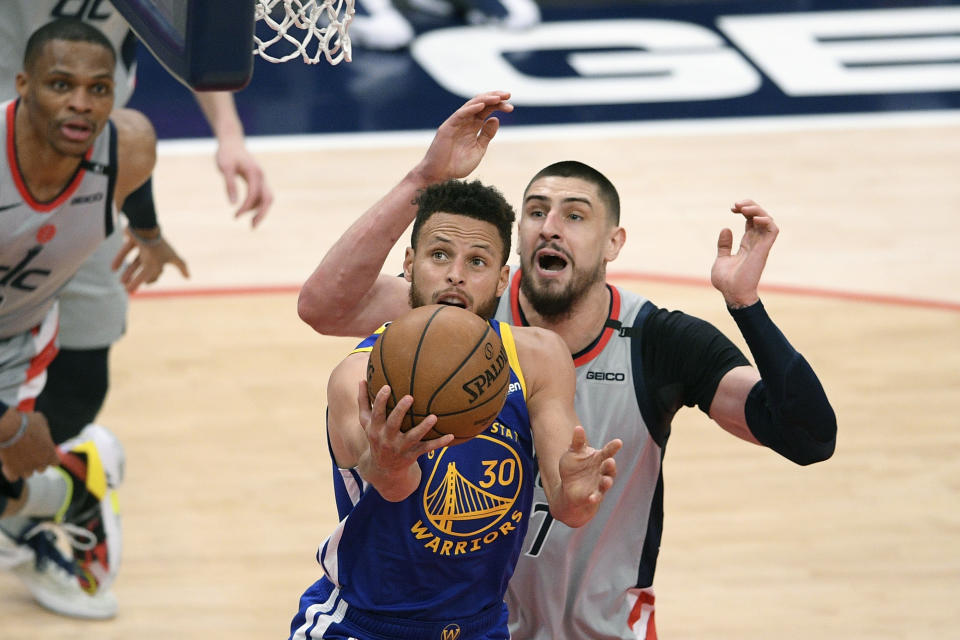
[0,303,59,411]
[56,228,128,350]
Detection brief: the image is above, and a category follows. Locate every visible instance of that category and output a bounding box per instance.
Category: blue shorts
[289,577,509,640]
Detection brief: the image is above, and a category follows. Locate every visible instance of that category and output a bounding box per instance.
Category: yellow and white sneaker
[53,423,124,595]
[8,526,118,619]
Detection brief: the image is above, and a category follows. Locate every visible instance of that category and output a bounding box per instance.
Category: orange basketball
[366,304,510,444]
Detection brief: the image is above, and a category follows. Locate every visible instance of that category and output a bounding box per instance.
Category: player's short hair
[412,179,515,266]
[525,161,621,225]
[24,18,116,72]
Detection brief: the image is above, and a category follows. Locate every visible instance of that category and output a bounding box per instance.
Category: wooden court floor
[1,118,958,638]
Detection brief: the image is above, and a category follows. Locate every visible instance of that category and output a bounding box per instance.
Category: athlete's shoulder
[112,108,156,203]
[510,325,569,370]
[351,323,388,355]
[642,306,715,337]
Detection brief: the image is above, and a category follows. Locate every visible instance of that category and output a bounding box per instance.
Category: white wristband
[0,413,29,449]
[129,227,164,247]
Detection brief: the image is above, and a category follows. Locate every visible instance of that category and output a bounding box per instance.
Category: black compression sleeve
[121,176,158,230]
[0,475,24,501]
[730,300,837,465]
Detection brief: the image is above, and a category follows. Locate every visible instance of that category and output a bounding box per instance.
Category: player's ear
[605,226,626,263]
[15,72,29,99]
[496,264,510,297]
[403,247,415,282]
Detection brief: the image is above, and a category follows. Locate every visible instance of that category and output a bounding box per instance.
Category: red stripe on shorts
[627,590,657,640]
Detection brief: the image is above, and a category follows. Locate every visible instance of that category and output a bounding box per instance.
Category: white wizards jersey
[0,99,118,338]
[496,267,662,640]
[0,0,137,107]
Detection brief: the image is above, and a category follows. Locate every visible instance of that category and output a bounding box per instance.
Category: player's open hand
[113,229,190,292]
[414,91,514,184]
[357,381,453,500]
[557,426,622,527]
[711,199,779,308]
[215,137,273,227]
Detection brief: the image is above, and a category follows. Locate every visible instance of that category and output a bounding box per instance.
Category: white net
[254,0,355,65]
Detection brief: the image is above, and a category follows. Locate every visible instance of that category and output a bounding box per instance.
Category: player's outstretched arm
[518,327,622,527]
[110,108,189,292]
[193,91,273,227]
[708,200,837,465]
[326,354,453,502]
[297,91,514,338]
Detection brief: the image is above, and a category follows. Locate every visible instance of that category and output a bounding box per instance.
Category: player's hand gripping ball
[366,304,510,444]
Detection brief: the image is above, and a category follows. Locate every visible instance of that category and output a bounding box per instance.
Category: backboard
[110,0,255,91]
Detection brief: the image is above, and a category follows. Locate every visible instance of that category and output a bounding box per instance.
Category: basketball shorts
[626,587,658,640]
[290,576,509,640]
[56,228,128,350]
[0,303,59,411]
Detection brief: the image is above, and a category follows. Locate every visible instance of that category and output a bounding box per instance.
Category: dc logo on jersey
[409,435,524,555]
[51,0,114,21]
[1,246,51,307]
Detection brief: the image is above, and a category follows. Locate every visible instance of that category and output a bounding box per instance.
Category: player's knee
[35,347,110,444]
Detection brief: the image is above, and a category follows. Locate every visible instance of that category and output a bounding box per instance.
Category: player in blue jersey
[297,91,837,639]
[290,179,622,639]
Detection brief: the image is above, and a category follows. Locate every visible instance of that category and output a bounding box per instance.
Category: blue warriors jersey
[322,318,534,620]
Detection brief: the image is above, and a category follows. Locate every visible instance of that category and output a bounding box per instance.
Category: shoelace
[23,520,97,553]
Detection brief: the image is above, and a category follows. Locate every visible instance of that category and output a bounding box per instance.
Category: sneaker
[54,424,124,594]
[351,0,415,50]
[0,526,33,570]
[8,526,118,619]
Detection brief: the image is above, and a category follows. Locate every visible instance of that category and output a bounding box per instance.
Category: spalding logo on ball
[366,304,510,444]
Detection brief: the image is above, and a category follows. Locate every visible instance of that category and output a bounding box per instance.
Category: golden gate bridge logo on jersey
[411,434,524,553]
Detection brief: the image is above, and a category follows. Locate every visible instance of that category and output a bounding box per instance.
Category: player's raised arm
[708,200,837,465]
[516,327,622,527]
[297,91,514,338]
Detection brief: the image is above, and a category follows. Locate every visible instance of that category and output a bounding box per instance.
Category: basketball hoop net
[254,0,355,65]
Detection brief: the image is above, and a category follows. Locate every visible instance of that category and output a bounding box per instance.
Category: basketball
[366,304,510,444]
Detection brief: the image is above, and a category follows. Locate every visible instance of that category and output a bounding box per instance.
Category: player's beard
[520,256,605,320]
[409,276,500,320]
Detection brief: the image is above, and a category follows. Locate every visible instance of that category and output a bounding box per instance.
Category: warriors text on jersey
[295,319,535,637]
[496,267,749,640]
[0,99,117,339]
